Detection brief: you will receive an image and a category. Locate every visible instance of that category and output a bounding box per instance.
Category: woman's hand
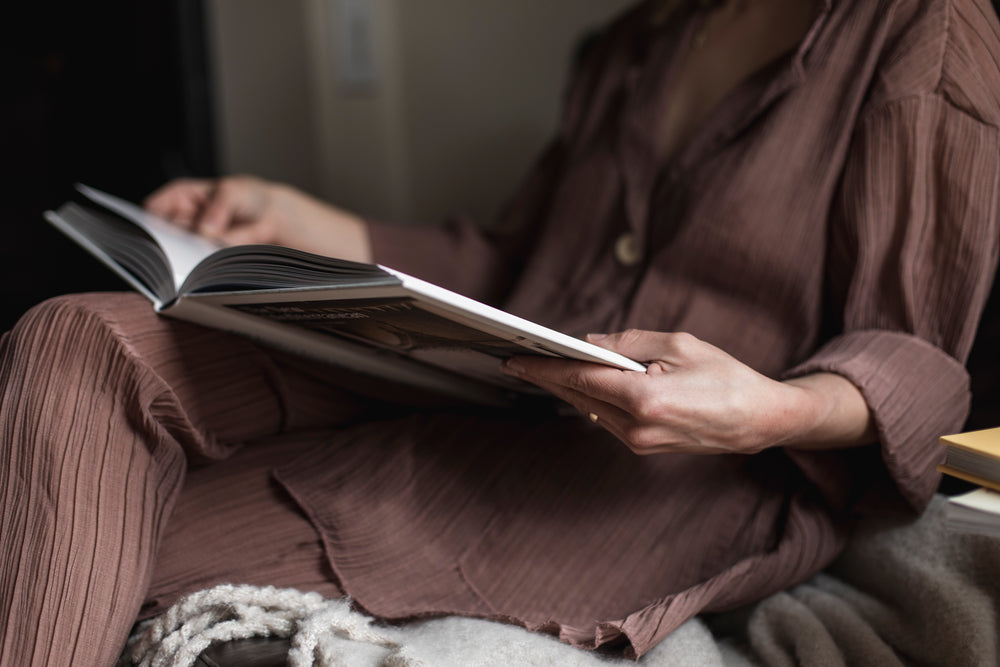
[502,330,875,455]
[144,176,373,262]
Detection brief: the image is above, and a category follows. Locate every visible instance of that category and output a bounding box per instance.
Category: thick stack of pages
[938,427,1000,536]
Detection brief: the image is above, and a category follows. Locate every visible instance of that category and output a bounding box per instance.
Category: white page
[45,209,163,307]
[949,487,1000,515]
[77,184,222,291]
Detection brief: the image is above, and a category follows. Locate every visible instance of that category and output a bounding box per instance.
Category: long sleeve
[786,93,1000,512]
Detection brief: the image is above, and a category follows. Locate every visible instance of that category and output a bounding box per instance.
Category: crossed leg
[0,293,371,666]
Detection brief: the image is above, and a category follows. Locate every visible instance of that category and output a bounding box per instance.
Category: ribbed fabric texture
[370,0,1000,518]
[0,295,361,665]
[366,0,1000,655]
[4,0,1000,665]
[0,295,189,667]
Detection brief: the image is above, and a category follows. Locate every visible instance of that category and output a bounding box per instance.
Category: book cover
[937,427,1000,492]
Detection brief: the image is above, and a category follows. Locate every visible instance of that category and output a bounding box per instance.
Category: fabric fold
[784,330,970,512]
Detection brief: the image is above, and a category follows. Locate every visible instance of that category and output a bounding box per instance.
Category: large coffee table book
[46,186,645,405]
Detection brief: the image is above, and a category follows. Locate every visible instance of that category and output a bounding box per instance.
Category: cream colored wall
[391,0,633,225]
[302,0,412,220]
[208,0,633,224]
[207,0,323,194]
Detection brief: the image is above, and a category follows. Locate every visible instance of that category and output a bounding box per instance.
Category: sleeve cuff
[367,218,511,304]
[367,219,449,276]
[782,330,971,512]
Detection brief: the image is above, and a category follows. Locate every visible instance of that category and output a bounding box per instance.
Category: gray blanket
[127,495,1000,666]
[740,495,1000,667]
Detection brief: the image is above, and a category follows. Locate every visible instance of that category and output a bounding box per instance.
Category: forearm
[778,372,876,451]
[270,183,373,262]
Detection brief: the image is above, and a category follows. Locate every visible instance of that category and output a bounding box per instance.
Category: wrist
[266,182,303,244]
[775,378,830,448]
[779,373,876,451]
[268,183,372,262]
[744,379,822,452]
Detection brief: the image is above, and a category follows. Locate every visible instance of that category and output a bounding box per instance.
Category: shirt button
[614,232,641,267]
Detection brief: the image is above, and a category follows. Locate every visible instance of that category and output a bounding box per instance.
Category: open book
[46,185,645,404]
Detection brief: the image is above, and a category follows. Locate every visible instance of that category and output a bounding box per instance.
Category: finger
[144,179,213,226]
[514,371,709,455]
[504,355,634,392]
[515,369,619,419]
[506,360,731,455]
[502,358,642,438]
[504,355,650,417]
[586,330,703,366]
[195,181,242,238]
[164,197,204,228]
[512,369,636,438]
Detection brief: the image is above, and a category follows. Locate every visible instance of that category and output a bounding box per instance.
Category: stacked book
[938,427,1000,537]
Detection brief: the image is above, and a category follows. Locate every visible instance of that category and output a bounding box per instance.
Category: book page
[186,268,646,388]
[945,487,1000,536]
[77,184,222,290]
[45,207,165,305]
[165,295,522,405]
[949,487,1000,515]
[225,296,558,390]
[189,278,646,394]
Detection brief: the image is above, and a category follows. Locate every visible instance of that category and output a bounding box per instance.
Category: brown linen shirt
[279,0,1000,657]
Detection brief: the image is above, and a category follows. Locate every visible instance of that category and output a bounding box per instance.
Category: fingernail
[502,359,523,376]
[586,333,608,342]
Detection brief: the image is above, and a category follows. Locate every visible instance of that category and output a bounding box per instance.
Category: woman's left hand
[501,330,874,456]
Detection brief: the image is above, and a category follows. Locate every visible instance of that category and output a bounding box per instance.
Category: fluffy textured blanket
[741,494,1000,667]
[124,495,999,666]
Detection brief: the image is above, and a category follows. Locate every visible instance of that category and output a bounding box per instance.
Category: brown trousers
[0,293,378,666]
[1,291,862,663]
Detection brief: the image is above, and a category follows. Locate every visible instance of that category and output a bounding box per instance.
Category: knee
[6,294,122,367]
[1,294,151,411]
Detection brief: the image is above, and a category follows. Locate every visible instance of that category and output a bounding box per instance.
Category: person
[3,0,1000,664]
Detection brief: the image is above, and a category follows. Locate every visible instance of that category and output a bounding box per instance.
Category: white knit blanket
[124,495,1000,666]
[124,587,749,667]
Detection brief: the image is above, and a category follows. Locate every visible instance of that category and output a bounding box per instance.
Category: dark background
[4,1,1000,334]
[1,0,215,333]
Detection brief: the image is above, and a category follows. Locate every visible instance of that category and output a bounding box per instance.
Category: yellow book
[937,427,1000,493]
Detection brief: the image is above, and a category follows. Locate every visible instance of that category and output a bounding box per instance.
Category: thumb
[586,329,687,364]
[196,186,238,237]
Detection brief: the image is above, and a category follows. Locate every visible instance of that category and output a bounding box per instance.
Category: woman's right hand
[145,176,373,262]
